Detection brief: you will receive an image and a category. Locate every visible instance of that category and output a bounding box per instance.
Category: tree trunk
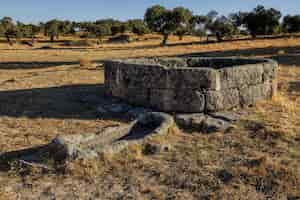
[179,35,183,40]
[216,32,223,42]
[5,33,11,44]
[162,34,169,46]
[50,35,54,42]
[251,32,256,39]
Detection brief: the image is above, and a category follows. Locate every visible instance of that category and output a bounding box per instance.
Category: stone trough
[105,57,278,113]
[0,113,174,165]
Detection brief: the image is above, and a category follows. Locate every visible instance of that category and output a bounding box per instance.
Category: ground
[0,35,299,199]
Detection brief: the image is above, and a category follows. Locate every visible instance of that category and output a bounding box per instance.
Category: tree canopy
[144,5,193,45]
[1,4,299,45]
[242,5,282,37]
[283,15,300,33]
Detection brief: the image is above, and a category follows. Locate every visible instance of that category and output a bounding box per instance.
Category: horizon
[0,0,299,24]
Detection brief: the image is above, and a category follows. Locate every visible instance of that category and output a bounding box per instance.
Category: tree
[243,5,282,37]
[127,19,150,35]
[58,20,76,35]
[172,7,193,40]
[283,15,300,33]
[0,17,19,44]
[45,19,60,42]
[200,11,238,42]
[94,24,112,41]
[191,15,209,37]
[145,5,192,45]
[206,16,237,42]
[111,24,127,35]
[229,11,248,28]
[17,22,40,40]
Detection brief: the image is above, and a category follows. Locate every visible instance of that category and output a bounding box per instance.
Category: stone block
[219,64,264,89]
[166,68,220,90]
[150,89,205,113]
[239,83,273,106]
[205,89,240,112]
[262,61,278,82]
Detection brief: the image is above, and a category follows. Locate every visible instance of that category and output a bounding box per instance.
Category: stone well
[104,57,278,113]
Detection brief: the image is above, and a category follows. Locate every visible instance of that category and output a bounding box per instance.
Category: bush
[64,40,93,47]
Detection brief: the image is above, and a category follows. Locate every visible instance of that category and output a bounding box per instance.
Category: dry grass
[79,57,93,67]
[0,35,299,199]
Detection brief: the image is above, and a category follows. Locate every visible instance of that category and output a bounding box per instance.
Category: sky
[0,0,299,24]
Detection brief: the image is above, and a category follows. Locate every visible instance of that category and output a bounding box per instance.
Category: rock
[175,113,206,129]
[205,89,240,112]
[150,89,206,113]
[219,63,264,89]
[209,111,241,122]
[240,83,273,106]
[202,116,231,133]
[175,113,232,133]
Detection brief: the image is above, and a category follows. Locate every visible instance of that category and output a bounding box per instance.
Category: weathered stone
[262,61,278,82]
[175,113,233,133]
[125,87,149,106]
[209,111,242,122]
[150,89,205,113]
[175,113,206,128]
[105,57,278,113]
[218,64,264,89]
[239,83,273,106]
[205,89,240,112]
[166,68,220,90]
[0,112,175,163]
[202,116,231,133]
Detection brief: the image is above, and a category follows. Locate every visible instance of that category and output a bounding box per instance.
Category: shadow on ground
[0,61,79,69]
[0,84,125,120]
[289,81,300,92]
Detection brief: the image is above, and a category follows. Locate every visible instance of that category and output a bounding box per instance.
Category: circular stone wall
[104,57,278,113]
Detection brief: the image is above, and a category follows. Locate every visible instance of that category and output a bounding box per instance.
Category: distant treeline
[0,4,300,45]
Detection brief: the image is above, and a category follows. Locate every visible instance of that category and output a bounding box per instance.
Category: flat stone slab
[175,111,242,133]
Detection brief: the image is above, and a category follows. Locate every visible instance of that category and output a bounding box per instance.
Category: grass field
[0,35,299,199]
